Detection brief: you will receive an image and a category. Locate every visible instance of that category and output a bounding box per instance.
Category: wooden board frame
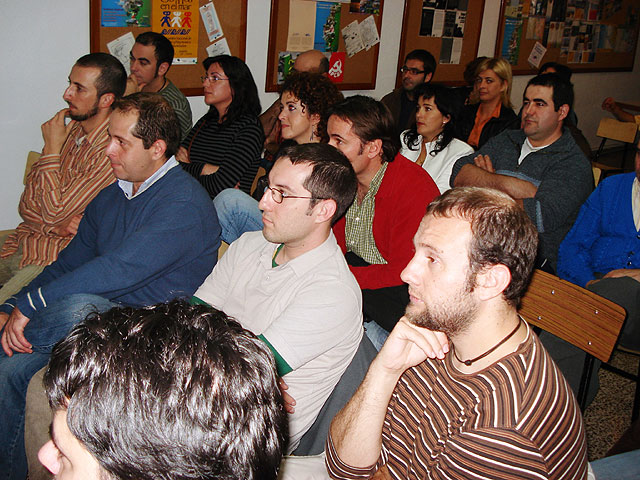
[494,0,639,75]
[265,0,384,92]
[90,0,247,96]
[395,0,486,88]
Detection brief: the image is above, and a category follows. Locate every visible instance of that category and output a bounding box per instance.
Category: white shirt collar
[117,157,178,200]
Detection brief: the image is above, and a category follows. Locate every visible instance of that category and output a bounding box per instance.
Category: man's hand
[201,164,220,175]
[41,109,73,156]
[0,312,8,332]
[124,74,147,96]
[51,214,82,237]
[375,316,449,378]
[175,146,190,164]
[278,378,296,414]
[603,268,640,282]
[601,97,616,113]
[473,154,495,174]
[1,307,32,356]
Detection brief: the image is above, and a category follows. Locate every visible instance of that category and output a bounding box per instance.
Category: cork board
[90,0,247,96]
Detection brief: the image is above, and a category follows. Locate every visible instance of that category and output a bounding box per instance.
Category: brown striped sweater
[327,325,588,479]
[0,118,115,268]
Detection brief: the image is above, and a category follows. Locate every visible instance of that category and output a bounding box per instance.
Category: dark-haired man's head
[521,73,572,147]
[39,300,287,480]
[64,53,127,123]
[538,62,572,83]
[130,31,174,92]
[400,49,436,94]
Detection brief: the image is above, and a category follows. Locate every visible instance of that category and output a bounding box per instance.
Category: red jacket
[333,154,439,289]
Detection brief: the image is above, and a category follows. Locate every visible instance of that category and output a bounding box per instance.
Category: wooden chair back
[596,118,638,144]
[519,269,625,363]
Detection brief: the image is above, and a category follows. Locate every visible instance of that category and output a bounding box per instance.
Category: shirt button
[628,261,633,266]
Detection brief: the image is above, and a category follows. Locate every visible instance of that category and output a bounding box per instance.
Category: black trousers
[345,252,409,333]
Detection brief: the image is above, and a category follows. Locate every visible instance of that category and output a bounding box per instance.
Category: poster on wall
[102,0,151,27]
[152,0,199,64]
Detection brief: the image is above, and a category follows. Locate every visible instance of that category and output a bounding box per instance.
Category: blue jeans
[364,320,390,351]
[0,294,116,480]
[213,189,263,244]
[590,449,640,479]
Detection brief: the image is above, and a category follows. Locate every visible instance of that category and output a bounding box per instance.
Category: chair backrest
[592,166,602,186]
[596,118,638,144]
[518,269,626,363]
[25,151,40,185]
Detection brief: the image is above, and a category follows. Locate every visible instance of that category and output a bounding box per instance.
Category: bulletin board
[265,0,385,92]
[395,0,486,87]
[89,0,247,96]
[495,0,639,75]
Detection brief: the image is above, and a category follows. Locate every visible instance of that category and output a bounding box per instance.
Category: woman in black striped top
[178,55,264,199]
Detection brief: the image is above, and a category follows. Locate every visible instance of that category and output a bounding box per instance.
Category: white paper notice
[200,2,223,42]
[527,41,547,69]
[107,32,135,75]
[206,37,231,57]
[287,0,316,52]
[432,10,445,37]
[451,37,463,64]
[341,20,365,57]
[360,15,379,50]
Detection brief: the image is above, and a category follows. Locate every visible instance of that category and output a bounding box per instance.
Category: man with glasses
[126,32,192,140]
[381,49,436,134]
[191,143,363,454]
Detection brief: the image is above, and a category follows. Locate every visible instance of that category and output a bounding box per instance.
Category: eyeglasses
[201,74,229,83]
[265,186,325,204]
[400,66,425,75]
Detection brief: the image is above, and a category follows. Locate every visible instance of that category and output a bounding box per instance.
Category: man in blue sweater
[558,140,640,352]
[0,93,220,480]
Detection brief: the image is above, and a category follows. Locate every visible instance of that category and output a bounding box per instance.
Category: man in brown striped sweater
[0,53,125,305]
[327,187,588,479]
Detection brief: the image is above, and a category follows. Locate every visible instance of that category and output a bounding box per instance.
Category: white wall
[1,0,638,229]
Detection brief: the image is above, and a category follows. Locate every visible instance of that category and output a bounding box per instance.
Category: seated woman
[457,57,517,150]
[214,72,343,244]
[399,83,473,194]
[178,55,263,199]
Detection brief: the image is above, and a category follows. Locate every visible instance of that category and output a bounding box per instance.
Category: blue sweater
[558,172,640,287]
[2,165,220,318]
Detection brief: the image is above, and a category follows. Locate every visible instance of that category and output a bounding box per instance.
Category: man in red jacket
[328,95,439,349]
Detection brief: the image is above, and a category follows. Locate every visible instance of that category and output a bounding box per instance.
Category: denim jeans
[213,189,263,244]
[0,294,116,480]
[590,449,640,479]
[364,320,390,351]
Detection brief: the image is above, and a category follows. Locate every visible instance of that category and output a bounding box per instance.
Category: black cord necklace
[452,318,522,366]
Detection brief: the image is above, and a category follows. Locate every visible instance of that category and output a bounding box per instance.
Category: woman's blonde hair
[473,57,513,109]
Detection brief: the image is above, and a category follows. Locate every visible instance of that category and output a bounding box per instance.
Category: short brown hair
[426,187,538,307]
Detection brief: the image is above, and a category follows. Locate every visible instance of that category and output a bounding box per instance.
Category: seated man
[558,139,640,353]
[326,187,588,479]
[0,53,126,303]
[127,31,192,140]
[0,93,220,479]
[192,143,363,453]
[38,300,287,480]
[381,49,436,135]
[452,73,593,273]
[328,95,439,348]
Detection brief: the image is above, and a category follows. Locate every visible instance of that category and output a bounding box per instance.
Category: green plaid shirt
[345,163,388,265]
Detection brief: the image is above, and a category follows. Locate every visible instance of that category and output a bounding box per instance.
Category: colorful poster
[102,0,150,27]
[314,2,341,52]
[152,0,199,64]
[501,17,523,65]
[328,52,345,83]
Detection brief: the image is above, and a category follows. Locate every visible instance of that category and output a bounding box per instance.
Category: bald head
[293,50,329,75]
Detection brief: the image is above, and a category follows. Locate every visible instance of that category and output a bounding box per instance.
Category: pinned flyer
[200,2,223,43]
[206,38,231,57]
[527,41,547,69]
[107,32,136,74]
[328,52,345,83]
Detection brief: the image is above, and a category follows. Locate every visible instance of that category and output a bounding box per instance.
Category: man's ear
[151,139,168,161]
[366,138,383,159]
[557,104,569,122]
[158,62,170,78]
[99,93,115,109]
[313,198,337,224]
[474,264,511,302]
[424,72,433,83]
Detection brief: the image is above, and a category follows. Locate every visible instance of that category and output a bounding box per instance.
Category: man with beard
[126,32,192,140]
[326,187,588,480]
[381,49,436,135]
[0,53,126,304]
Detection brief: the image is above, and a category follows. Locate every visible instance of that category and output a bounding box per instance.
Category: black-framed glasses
[400,66,425,75]
[201,74,229,83]
[265,186,325,204]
